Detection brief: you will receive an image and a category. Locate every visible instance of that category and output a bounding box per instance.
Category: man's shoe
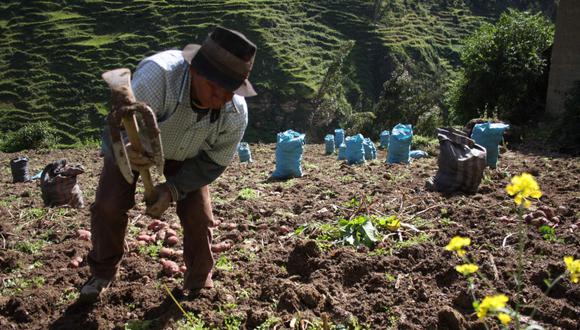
[79,276,111,302]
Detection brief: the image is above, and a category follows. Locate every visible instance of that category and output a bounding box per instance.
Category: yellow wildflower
[564,256,580,284]
[475,294,509,319]
[386,218,401,231]
[445,236,471,257]
[455,263,479,275]
[497,313,511,326]
[505,173,542,208]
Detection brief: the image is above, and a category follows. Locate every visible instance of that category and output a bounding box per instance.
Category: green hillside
[0,0,554,144]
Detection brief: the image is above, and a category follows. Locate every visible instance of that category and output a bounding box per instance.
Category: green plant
[14,240,46,254]
[58,289,80,306]
[163,285,207,330]
[125,320,153,330]
[237,188,258,200]
[411,135,438,155]
[138,240,163,259]
[0,121,60,152]
[215,255,233,272]
[447,9,554,124]
[538,225,561,243]
[256,316,282,330]
[338,216,379,248]
[1,274,45,295]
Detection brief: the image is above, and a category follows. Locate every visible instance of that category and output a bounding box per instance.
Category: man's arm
[164,151,226,201]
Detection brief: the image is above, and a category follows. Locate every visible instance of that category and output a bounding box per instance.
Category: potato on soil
[211,241,232,253]
[77,229,91,241]
[160,258,180,276]
[165,235,179,246]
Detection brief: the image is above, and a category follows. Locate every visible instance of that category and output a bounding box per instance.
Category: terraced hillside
[0,0,555,144]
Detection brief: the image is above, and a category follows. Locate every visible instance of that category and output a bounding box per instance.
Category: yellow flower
[564,256,580,284]
[505,173,542,208]
[475,294,509,319]
[497,313,511,326]
[386,218,401,231]
[445,236,471,256]
[455,263,479,275]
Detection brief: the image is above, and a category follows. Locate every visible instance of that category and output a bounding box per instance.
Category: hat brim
[182,44,257,97]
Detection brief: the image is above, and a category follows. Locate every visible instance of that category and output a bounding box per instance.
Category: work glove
[145,183,173,218]
[125,142,154,172]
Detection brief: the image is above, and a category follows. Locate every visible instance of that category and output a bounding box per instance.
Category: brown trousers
[87,156,215,289]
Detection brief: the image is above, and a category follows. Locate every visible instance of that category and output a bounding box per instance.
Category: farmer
[81,26,257,301]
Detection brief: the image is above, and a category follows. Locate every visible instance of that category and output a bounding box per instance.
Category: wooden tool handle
[122,115,157,204]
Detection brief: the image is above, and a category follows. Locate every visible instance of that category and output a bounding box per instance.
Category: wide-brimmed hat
[182,26,257,97]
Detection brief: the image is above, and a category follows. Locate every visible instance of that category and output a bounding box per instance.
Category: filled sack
[471,122,509,168]
[363,138,377,160]
[334,128,345,148]
[10,156,30,183]
[40,159,85,208]
[387,124,413,164]
[237,142,252,163]
[324,134,335,155]
[345,134,366,165]
[427,128,486,194]
[337,143,347,160]
[272,130,305,179]
[379,130,390,149]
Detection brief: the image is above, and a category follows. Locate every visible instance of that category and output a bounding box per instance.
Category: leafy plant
[338,216,379,248]
[237,188,258,200]
[125,320,153,330]
[138,240,163,259]
[447,9,554,124]
[14,240,46,254]
[0,121,60,152]
[216,255,233,272]
[538,225,561,242]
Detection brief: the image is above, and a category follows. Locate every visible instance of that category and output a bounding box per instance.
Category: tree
[371,63,446,136]
[447,9,554,124]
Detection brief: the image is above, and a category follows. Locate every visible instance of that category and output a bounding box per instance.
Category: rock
[438,306,467,330]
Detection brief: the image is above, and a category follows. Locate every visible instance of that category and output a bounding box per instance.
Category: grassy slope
[0,0,554,143]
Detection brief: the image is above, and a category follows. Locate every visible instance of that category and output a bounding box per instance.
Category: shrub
[447,9,554,124]
[0,122,59,153]
[372,64,446,137]
[415,106,444,137]
[412,135,439,156]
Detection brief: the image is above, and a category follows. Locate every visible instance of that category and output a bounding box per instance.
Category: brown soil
[0,144,578,329]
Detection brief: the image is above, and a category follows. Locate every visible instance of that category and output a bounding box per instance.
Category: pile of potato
[524,205,562,228]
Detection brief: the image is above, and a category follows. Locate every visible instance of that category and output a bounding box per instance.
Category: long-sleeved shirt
[105,49,248,201]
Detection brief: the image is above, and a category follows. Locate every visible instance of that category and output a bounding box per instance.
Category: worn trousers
[87,156,215,289]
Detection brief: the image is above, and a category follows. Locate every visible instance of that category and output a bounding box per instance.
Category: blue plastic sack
[345,134,366,165]
[363,138,377,160]
[324,134,335,155]
[387,124,413,164]
[237,142,252,163]
[410,150,428,159]
[337,143,347,160]
[334,128,345,148]
[471,122,509,168]
[272,130,305,179]
[379,130,390,149]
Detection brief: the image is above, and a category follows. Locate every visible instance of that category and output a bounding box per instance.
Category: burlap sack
[40,159,85,208]
[426,128,486,194]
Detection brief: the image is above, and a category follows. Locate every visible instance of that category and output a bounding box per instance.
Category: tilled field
[0,144,578,329]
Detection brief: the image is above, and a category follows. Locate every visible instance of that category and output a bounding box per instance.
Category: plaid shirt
[132,50,248,167]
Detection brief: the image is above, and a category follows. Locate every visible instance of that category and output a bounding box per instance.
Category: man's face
[191,70,234,109]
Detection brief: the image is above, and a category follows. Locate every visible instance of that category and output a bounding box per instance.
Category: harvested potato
[77,229,91,241]
[165,235,179,246]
